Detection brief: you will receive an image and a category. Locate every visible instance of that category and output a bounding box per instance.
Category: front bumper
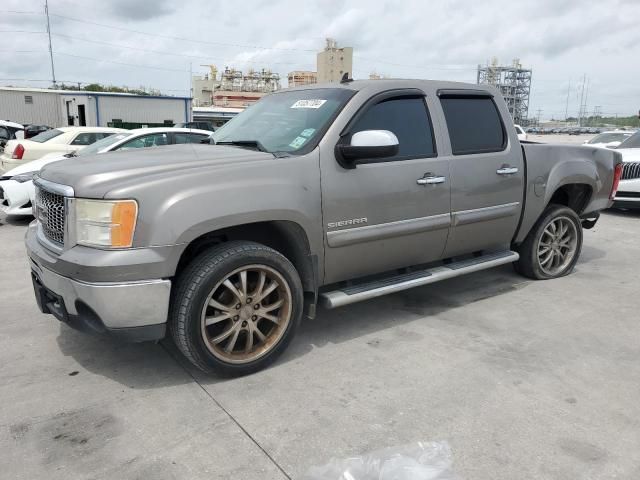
[0,179,34,216]
[613,178,640,209]
[26,224,171,342]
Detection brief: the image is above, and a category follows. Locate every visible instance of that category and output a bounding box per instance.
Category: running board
[319,250,519,309]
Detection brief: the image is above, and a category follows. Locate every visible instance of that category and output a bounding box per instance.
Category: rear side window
[174,132,210,144]
[351,97,436,159]
[440,97,506,155]
[71,132,99,146]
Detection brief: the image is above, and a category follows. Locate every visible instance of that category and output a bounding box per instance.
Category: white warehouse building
[0,87,191,128]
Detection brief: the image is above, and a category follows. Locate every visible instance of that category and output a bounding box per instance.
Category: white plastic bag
[302,441,456,480]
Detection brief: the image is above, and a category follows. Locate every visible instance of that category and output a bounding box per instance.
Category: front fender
[129,150,323,257]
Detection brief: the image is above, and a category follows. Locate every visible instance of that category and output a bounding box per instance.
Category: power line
[0,30,45,34]
[54,51,190,73]
[49,13,318,53]
[49,32,312,66]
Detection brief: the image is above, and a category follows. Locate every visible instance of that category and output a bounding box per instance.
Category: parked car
[0,126,126,174]
[612,130,640,208]
[26,79,621,375]
[514,124,527,141]
[0,127,211,216]
[584,131,634,149]
[0,120,24,149]
[23,124,51,139]
[174,121,216,132]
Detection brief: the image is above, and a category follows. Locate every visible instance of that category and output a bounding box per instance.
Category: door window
[440,97,506,155]
[117,133,168,150]
[174,132,210,144]
[350,97,436,160]
[70,132,99,146]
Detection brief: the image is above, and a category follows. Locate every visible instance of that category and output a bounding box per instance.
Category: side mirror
[336,130,399,167]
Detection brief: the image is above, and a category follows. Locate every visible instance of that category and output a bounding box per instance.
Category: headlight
[75,199,138,248]
[11,171,37,183]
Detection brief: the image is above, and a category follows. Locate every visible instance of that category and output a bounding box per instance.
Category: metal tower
[477,58,532,125]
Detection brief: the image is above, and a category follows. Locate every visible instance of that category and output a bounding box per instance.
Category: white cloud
[1,0,639,118]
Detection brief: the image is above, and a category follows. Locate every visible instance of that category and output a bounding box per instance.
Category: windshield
[77,132,132,156]
[587,132,631,145]
[212,88,355,154]
[30,129,63,143]
[617,130,640,149]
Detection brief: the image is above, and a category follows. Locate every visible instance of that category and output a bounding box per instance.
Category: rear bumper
[612,197,640,209]
[29,258,169,341]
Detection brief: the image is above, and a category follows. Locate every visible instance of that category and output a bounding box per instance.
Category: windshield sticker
[291,99,327,109]
[289,136,308,149]
[300,128,316,138]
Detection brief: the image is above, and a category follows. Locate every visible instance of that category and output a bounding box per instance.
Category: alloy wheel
[200,265,292,364]
[537,216,578,276]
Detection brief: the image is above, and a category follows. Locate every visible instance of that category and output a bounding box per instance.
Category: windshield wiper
[215,140,268,153]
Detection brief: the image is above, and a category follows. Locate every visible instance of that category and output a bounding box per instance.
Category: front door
[321,93,451,284]
[437,93,525,257]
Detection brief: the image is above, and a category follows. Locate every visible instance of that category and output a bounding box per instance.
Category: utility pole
[577,74,586,127]
[536,108,542,125]
[45,0,56,87]
[564,79,570,123]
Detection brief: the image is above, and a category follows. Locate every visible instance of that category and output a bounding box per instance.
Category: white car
[0,126,126,174]
[514,124,527,142]
[0,120,24,146]
[584,130,634,149]
[612,131,640,209]
[0,127,212,216]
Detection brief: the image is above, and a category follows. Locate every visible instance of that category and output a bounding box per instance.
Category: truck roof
[282,78,499,96]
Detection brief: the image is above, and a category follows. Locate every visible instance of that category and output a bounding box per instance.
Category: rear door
[436,90,524,257]
[321,91,451,284]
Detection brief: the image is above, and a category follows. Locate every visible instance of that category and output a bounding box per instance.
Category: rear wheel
[514,204,583,280]
[169,241,303,375]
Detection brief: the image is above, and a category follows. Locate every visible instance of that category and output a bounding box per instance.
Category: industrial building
[477,58,532,124]
[192,106,242,128]
[0,87,191,128]
[192,65,281,108]
[317,38,353,83]
[287,71,318,87]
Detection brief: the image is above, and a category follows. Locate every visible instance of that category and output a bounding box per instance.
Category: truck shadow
[56,327,193,389]
[602,208,640,219]
[280,265,530,365]
[56,252,607,387]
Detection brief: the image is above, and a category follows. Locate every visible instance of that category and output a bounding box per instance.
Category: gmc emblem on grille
[37,204,49,224]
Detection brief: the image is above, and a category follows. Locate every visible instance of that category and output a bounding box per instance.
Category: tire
[514,204,583,280]
[169,241,303,376]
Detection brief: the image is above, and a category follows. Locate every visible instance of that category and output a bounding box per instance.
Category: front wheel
[169,241,303,375]
[514,204,583,280]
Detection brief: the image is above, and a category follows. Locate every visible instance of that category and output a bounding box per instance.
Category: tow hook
[581,213,599,229]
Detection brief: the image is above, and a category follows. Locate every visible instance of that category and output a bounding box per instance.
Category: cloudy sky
[2,0,639,120]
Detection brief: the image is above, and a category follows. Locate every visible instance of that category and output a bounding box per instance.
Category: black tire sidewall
[174,243,303,375]
[521,205,583,280]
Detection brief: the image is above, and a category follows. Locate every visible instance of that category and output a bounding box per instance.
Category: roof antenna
[340,72,353,84]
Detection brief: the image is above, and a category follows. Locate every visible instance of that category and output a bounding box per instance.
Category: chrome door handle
[417,175,446,185]
[496,166,519,175]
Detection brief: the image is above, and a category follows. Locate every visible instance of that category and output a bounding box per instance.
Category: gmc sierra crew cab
[26,79,623,375]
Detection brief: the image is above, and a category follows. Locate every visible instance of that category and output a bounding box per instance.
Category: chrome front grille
[622,162,640,180]
[35,187,66,245]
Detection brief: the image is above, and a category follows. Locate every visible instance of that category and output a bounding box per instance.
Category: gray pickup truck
[26,79,623,375]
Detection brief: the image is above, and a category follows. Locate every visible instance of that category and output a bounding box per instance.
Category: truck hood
[38,144,276,198]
